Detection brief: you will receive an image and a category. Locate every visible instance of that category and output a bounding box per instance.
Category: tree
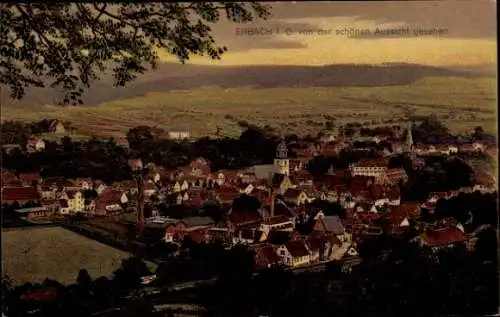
[113,257,151,291]
[82,189,98,199]
[232,194,261,212]
[76,269,92,290]
[1,3,271,104]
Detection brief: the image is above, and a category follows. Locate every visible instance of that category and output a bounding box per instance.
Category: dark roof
[267,230,292,245]
[180,216,214,228]
[285,240,310,257]
[2,186,39,201]
[254,245,281,268]
[322,215,345,235]
[228,210,262,226]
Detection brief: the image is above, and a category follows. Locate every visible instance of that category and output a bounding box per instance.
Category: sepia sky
[158,1,496,67]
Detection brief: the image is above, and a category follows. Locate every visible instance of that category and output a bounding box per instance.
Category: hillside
[1,63,490,107]
[2,76,496,143]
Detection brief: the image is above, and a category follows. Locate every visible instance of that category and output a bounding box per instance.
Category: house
[1,186,40,205]
[14,206,53,220]
[48,119,66,133]
[228,210,263,229]
[94,189,128,215]
[270,173,294,195]
[383,202,421,234]
[260,215,295,233]
[143,180,157,197]
[277,240,311,267]
[172,180,190,193]
[251,244,282,269]
[233,229,262,245]
[93,180,108,194]
[18,172,42,186]
[26,138,46,153]
[304,235,323,262]
[59,190,85,214]
[348,158,389,178]
[415,227,467,251]
[168,131,190,140]
[39,178,77,199]
[75,178,93,190]
[312,214,350,243]
[384,168,408,185]
[84,198,96,214]
[282,188,309,205]
[164,221,188,243]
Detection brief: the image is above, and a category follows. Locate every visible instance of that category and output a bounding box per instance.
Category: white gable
[400,218,410,227]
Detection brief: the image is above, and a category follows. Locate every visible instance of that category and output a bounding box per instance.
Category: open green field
[2,226,141,286]
[2,77,496,142]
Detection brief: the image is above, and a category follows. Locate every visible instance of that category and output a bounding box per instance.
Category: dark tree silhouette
[76,269,92,290]
[1,3,271,104]
[232,194,261,212]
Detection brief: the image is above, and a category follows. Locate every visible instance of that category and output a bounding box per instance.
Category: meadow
[2,77,496,143]
[2,226,139,286]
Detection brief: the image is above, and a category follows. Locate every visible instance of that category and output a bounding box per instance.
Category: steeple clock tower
[274,139,290,175]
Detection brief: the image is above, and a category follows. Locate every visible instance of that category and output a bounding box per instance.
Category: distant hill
[3,63,493,107]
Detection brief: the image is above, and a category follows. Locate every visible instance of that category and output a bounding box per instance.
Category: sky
[158,1,496,67]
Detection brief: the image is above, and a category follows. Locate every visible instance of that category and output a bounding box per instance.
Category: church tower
[404,121,415,159]
[274,139,290,175]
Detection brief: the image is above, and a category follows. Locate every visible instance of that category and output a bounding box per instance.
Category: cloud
[266,2,495,40]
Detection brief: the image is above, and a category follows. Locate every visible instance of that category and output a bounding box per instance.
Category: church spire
[405,121,414,155]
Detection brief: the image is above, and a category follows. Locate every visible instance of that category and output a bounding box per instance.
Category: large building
[274,139,290,175]
[348,158,389,178]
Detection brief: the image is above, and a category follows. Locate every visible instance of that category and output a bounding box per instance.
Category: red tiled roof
[253,244,281,269]
[40,177,76,190]
[217,192,240,203]
[217,185,239,194]
[98,188,125,203]
[4,180,24,187]
[349,175,375,188]
[314,174,346,189]
[354,158,389,168]
[420,227,466,247]
[19,172,41,182]
[285,240,310,257]
[2,186,39,202]
[228,210,262,226]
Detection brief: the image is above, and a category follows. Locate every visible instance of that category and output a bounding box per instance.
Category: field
[2,77,496,143]
[2,226,139,286]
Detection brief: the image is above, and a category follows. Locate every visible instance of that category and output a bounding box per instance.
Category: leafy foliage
[1,3,271,104]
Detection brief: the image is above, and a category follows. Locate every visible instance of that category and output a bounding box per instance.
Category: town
[1,114,498,316]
